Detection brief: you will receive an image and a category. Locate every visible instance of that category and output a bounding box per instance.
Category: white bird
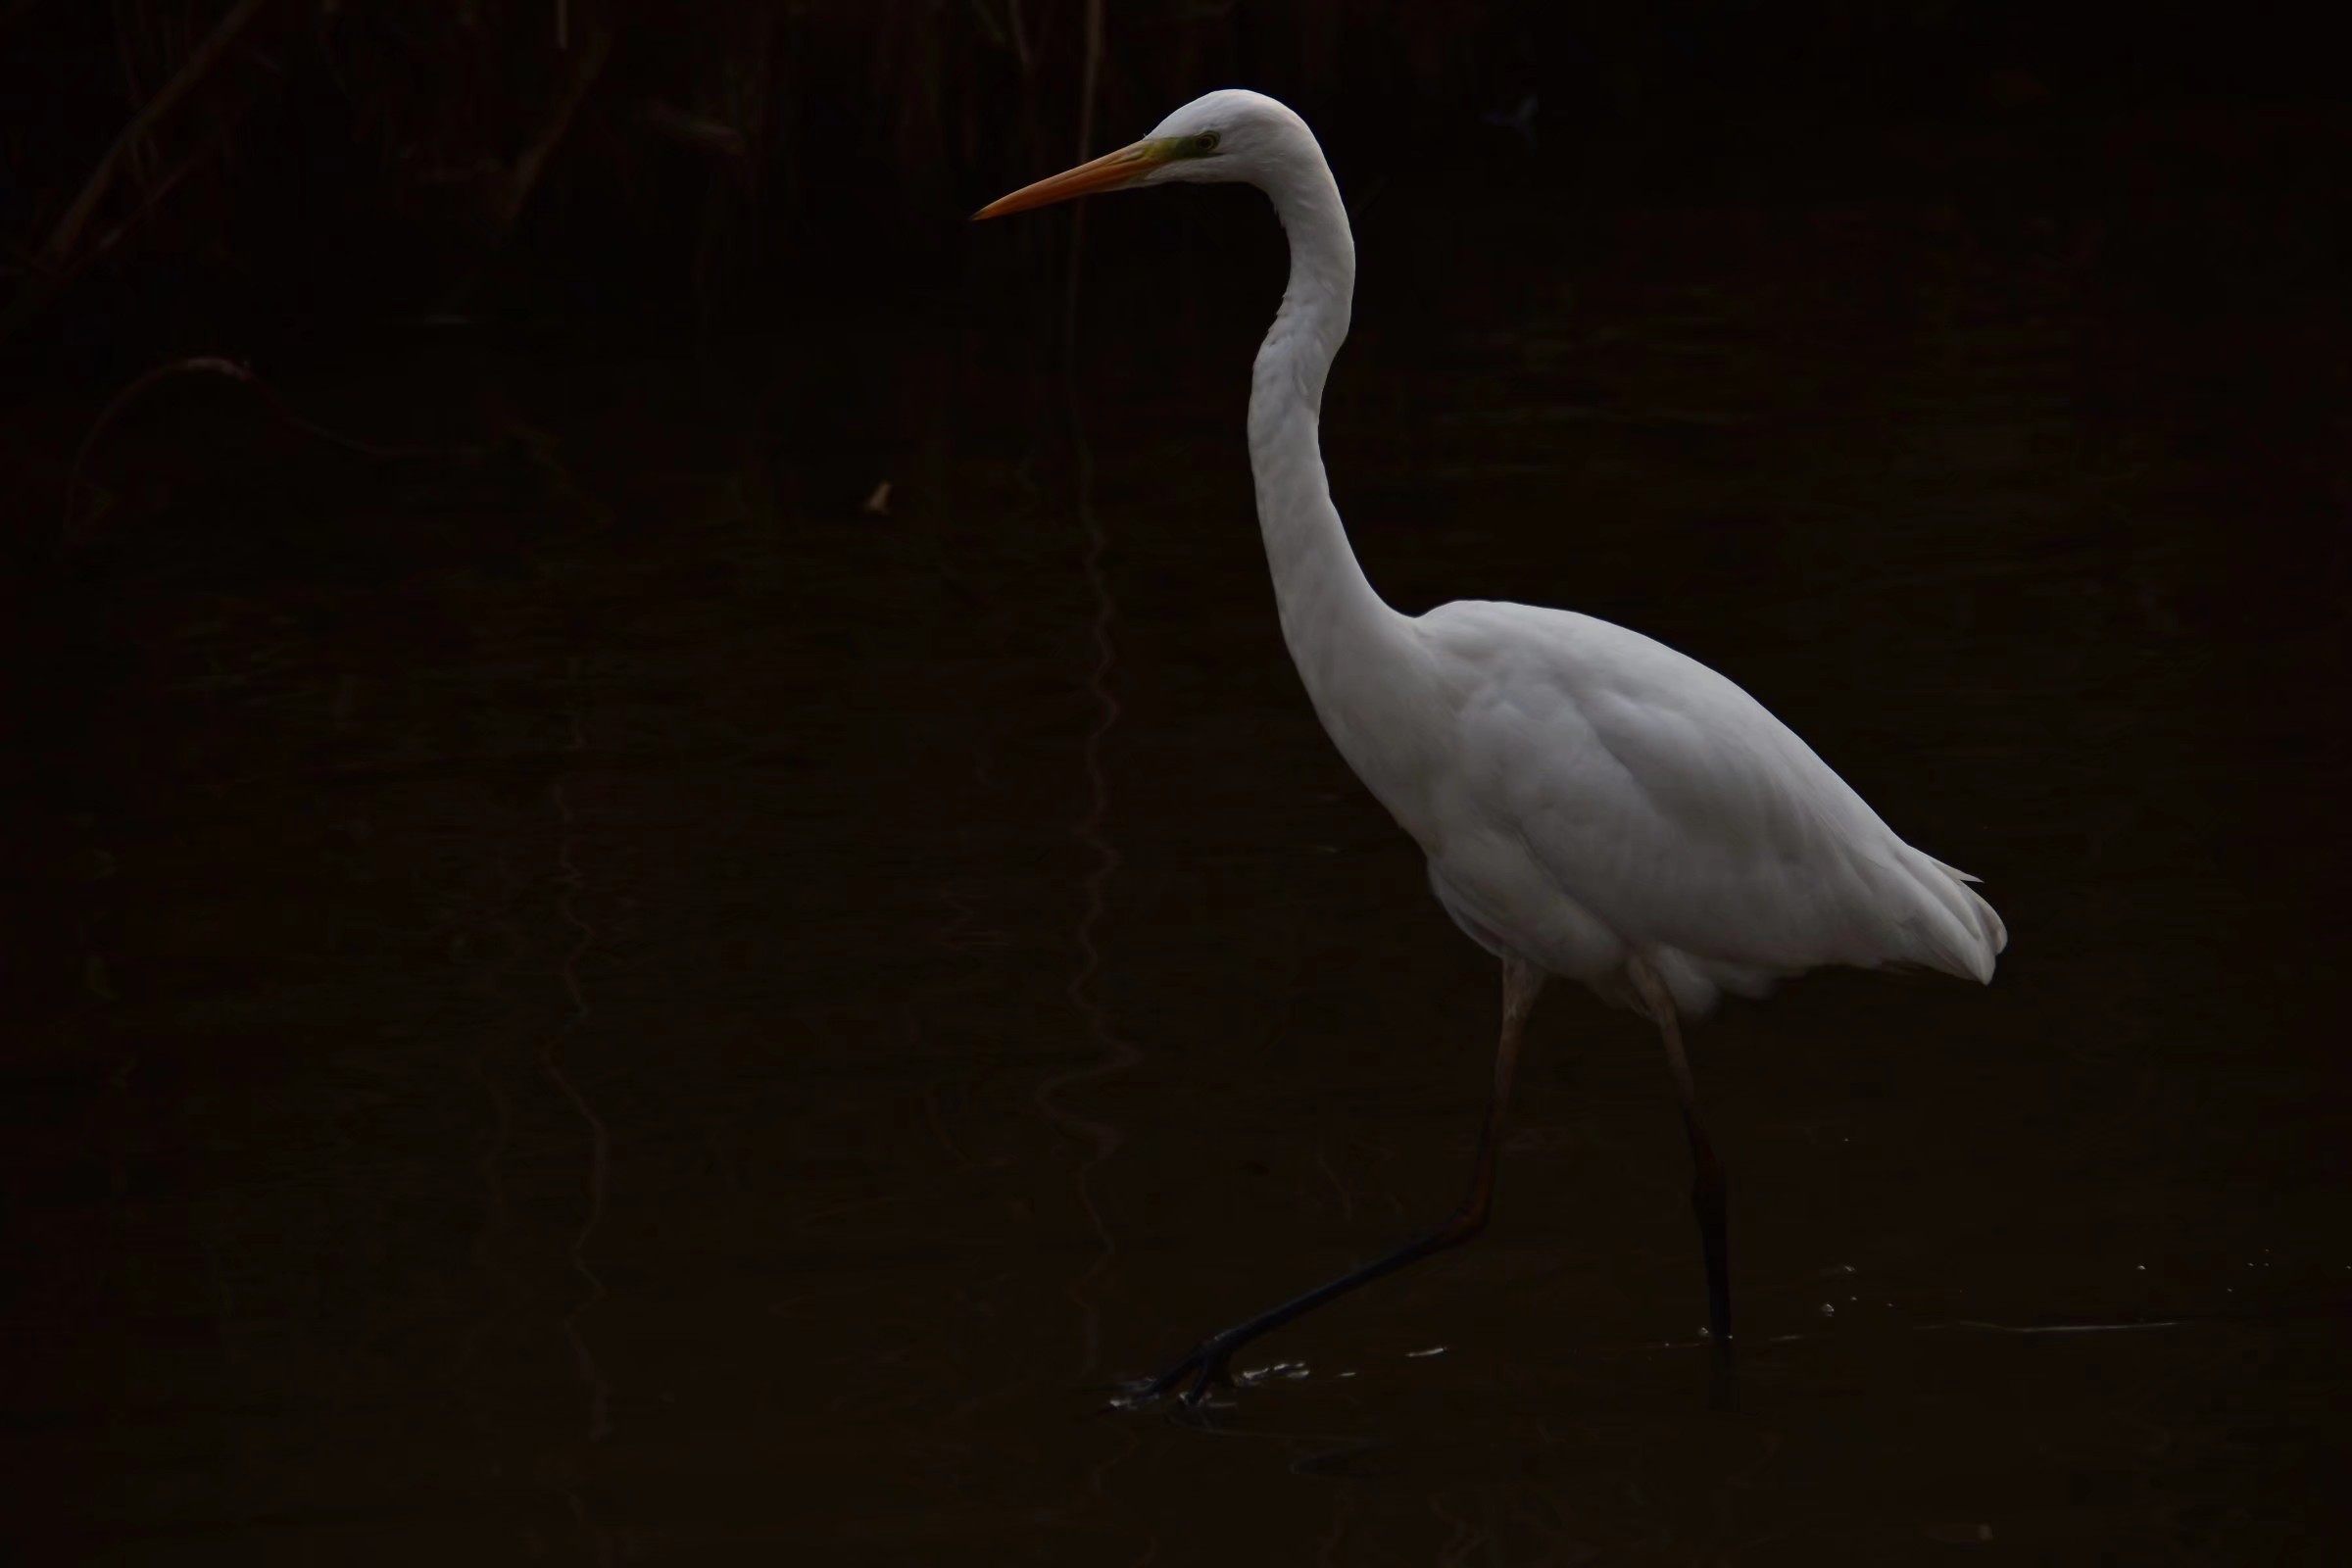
[976,89,2006,1407]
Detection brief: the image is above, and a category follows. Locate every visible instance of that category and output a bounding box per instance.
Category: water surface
[12,111,2350,1564]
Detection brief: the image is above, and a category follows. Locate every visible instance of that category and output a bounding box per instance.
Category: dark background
[6,2,2349,1563]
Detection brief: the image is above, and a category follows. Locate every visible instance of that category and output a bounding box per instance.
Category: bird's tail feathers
[1888,849,2008,983]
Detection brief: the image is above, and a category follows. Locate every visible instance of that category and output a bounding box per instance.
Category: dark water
[12,110,2351,1564]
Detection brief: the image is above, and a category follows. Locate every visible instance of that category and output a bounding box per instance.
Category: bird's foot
[1106,1335,1243,1411]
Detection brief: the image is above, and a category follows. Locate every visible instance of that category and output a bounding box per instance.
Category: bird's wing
[1417,600,2002,996]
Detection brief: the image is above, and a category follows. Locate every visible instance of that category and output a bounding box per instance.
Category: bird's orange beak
[972,137,1177,220]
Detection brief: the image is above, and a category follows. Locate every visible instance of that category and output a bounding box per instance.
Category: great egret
[976,90,2007,1407]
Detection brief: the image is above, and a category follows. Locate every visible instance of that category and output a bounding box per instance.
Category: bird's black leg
[1121,957,1545,1407]
[1627,957,1735,1407]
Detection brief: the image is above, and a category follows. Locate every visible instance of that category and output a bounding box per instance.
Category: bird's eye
[1194,132,1220,152]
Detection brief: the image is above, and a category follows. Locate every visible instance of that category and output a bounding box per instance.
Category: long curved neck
[1249,146,1416,763]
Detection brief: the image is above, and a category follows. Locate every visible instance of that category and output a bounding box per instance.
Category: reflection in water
[454,910,520,1465]
[544,662,615,1451]
[1031,228,1148,1390]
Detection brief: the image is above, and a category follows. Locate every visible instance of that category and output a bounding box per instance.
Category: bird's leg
[1124,957,1545,1407]
[1626,956,1735,1405]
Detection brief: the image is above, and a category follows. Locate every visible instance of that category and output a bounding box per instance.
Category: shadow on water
[9,106,2352,1565]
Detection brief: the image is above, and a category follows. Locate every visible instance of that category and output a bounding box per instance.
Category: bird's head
[973,89,1312,220]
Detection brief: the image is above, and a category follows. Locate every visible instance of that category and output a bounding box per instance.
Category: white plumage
[976,88,2006,1405]
[1404,598,2006,1015]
